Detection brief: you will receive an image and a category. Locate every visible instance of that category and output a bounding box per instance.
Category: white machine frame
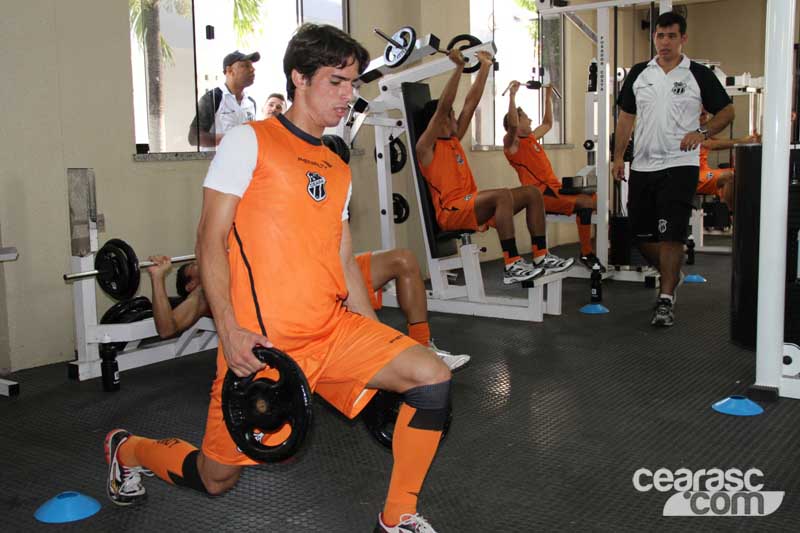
[1,242,19,396]
[67,218,217,383]
[344,38,569,322]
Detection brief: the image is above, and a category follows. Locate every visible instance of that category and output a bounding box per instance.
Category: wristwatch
[695,127,709,139]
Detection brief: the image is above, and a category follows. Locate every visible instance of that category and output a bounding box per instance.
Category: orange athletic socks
[500,239,521,265]
[578,222,593,256]
[408,321,431,345]
[120,436,208,493]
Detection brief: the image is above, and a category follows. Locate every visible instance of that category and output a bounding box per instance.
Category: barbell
[63,238,195,300]
[374,26,488,74]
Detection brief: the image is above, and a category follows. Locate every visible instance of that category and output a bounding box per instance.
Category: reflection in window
[130,0,347,154]
[468,0,564,147]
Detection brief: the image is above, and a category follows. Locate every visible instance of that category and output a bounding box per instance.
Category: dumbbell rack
[66,169,217,384]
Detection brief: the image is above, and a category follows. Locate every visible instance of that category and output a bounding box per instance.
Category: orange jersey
[699,145,710,170]
[230,119,351,351]
[504,136,561,193]
[419,137,478,217]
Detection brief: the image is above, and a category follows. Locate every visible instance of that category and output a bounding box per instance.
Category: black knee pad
[169,450,209,494]
[403,380,451,431]
[576,207,593,225]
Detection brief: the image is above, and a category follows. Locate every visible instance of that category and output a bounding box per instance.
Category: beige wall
[0,1,207,371]
[0,0,778,371]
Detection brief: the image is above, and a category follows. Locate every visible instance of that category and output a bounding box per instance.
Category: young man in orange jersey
[104,24,451,533]
[696,108,759,207]
[503,81,606,272]
[416,50,574,286]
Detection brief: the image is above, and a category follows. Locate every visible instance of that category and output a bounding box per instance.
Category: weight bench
[387,82,567,322]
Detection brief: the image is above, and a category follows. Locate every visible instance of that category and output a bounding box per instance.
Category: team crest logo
[706,171,714,179]
[455,154,464,164]
[533,144,541,152]
[464,194,473,201]
[306,171,327,201]
[671,81,686,95]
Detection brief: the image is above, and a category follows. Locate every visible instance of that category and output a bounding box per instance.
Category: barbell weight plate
[392,192,410,224]
[221,347,313,463]
[361,390,452,450]
[374,137,408,174]
[389,137,407,173]
[100,296,152,325]
[321,134,351,165]
[95,238,141,301]
[446,34,483,74]
[383,26,417,68]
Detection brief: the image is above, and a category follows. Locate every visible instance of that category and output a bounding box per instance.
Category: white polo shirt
[214,84,257,136]
[617,55,731,172]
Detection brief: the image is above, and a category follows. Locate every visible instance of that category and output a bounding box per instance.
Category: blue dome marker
[711,395,764,417]
[34,491,101,524]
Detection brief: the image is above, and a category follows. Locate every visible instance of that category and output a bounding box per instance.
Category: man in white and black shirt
[612,11,733,327]
[188,50,260,150]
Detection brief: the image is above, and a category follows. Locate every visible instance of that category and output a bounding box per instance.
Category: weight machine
[340,30,569,322]
[64,169,217,386]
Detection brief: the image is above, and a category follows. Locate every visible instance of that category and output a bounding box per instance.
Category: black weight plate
[447,33,483,74]
[384,26,417,68]
[361,390,452,450]
[95,238,140,300]
[222,347,313,463]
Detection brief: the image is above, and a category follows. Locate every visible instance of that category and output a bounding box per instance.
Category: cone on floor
[711,395,764,417]
[34,491,101,523]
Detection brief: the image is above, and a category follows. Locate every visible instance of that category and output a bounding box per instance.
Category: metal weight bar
[63,254,196,281]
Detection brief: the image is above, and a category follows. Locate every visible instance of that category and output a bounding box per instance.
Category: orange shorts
[436,194,496,232]
[697,167,729,195]
[543,189,597,216]
[355,252,382,310]
[201,312,417,465]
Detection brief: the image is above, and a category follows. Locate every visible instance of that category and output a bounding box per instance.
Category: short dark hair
[502,107,523,131]
[655,11,687,35]
[419,99,440,135]
[283,23,370,102]
[267,93,285,101]
[175,263,192,298]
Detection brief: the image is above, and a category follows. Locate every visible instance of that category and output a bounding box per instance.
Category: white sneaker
[503,258,543,285]
[105,429,153,506]
[375,513,438,532]
[534,253,575,273]
[428,340,470,372]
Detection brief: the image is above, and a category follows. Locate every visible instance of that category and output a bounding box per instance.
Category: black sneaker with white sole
[651,298,675,327]
[105,429,152,506]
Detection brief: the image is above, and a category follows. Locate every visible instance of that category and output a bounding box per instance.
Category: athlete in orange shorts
[355,250,470,371]
[417,50,574,286]
[103,24,451,533]
[503,81,605,272]
[697,108,759,207]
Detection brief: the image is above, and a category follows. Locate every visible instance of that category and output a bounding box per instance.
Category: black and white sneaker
[105,429,152,506]
[503,258,543,285]
[375,513,438,532]
[534,253,575,273]
[579,253,607,273]
[651,298,675,327]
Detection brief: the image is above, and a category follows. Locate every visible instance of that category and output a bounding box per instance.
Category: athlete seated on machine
[416,50,574,286]
[146,253,469,371]
[503,81,606,272]
[697,108,760,207]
